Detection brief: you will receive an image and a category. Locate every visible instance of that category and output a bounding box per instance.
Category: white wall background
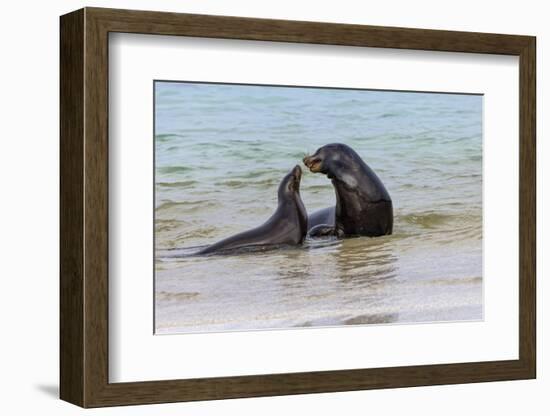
[0,0,545,414]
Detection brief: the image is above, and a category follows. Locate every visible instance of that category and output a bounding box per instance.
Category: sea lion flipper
[308,224,342,239]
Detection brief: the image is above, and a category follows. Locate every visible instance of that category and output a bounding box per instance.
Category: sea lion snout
[292,164,302,178]
[289,165,302,192]
[303,155,322,172]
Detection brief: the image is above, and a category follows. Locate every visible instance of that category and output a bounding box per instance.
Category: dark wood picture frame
[60,7,536,408]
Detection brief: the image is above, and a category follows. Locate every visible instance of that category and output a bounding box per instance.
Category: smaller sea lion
[198,165,308,254]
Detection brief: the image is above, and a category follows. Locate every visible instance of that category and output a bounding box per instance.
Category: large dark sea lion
[198,165,308,254]
[303,143,393,237]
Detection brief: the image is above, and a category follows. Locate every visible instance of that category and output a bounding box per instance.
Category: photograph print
[154,81,483,335]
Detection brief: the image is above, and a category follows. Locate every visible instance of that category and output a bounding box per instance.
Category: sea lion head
[304,143,392,202]
[277,165,302,201]
[303,143,359,183]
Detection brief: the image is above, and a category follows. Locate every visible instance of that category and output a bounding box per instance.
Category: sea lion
[303,143,393,237]
[198,165,308,254]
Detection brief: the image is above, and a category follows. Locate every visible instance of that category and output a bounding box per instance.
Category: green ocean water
[154,81,483,334]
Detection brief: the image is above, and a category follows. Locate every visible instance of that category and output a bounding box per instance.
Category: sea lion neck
[276,174,292,201]
[330,162,390,203]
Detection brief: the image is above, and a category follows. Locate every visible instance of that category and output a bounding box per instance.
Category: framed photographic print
[60,7,536,408]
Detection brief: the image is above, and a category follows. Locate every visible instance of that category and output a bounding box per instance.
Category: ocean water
[154,81,483,334]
